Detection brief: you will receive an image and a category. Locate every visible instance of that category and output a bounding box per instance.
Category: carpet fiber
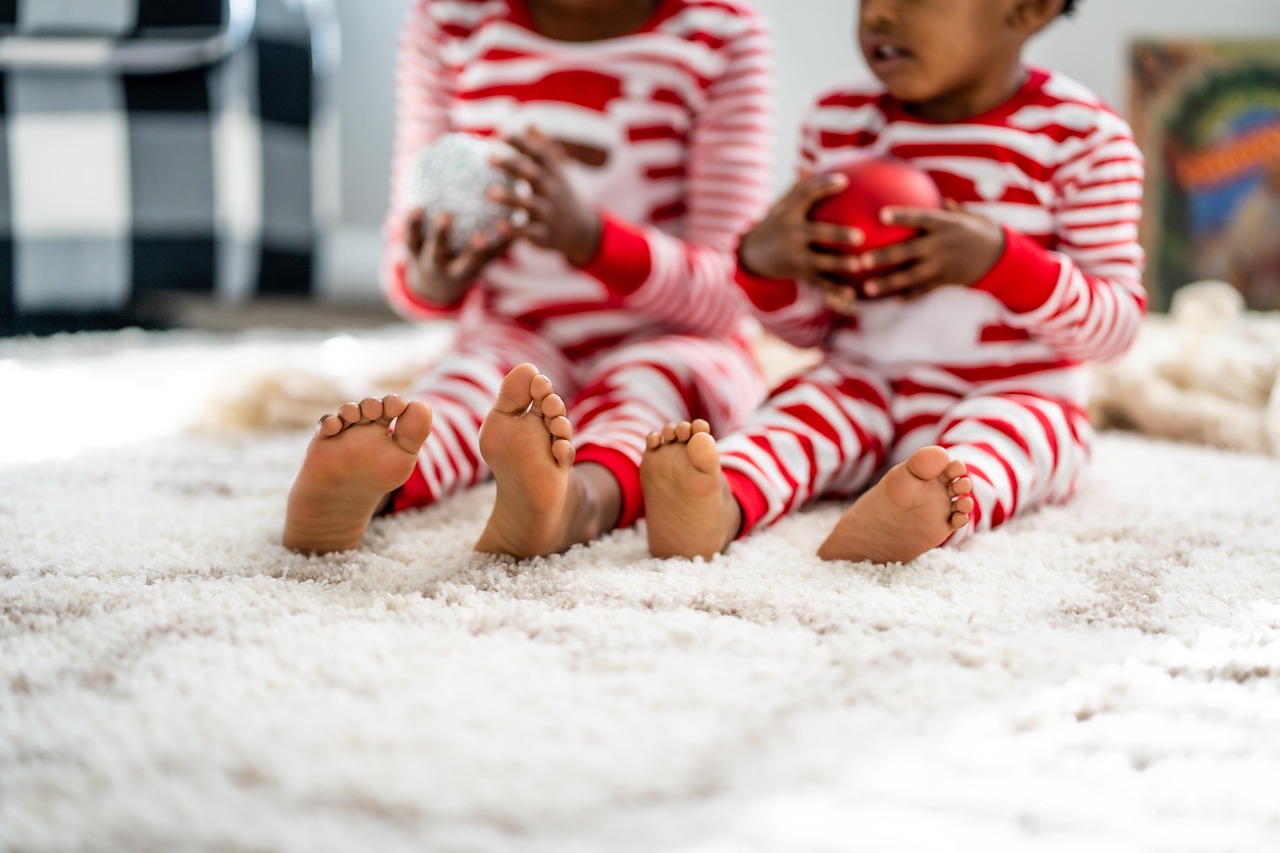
[2,325,1279,852]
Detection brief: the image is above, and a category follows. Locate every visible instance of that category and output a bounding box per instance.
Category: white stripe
[430,0,506,28]
[1059,202,1143,227]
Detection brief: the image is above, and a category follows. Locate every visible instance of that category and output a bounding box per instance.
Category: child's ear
[1007,0,1065,35]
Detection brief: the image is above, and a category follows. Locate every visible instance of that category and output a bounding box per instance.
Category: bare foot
[473,363,587,557]
[817,445,973,564]
[283,395,432,554]
[639,420,742,559]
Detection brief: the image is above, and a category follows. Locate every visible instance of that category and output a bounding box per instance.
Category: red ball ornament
[808,154,943,290]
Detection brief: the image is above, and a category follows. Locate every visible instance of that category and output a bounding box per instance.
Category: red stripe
[779,403,842,448]
[890,142,1057,183]
[894,413,938,445]
[944,360,1076,384]
[892,377,957,398]
[971,416,1032,456]
[966,441,1019,524]
[460,69,624,112]
[1021,402,1061,469]
[646,164,687,180]
[650,199,688,221]
[960,461,989,528]
[979,325,1032,343]
[629,125,688,143]
[819,130,878,150]
[723,465,770,536]
[747,434,803,515]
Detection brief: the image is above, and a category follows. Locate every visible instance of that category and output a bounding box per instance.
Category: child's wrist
[406,260,468,306]
[737,233,781,281]
[564,211,603,267]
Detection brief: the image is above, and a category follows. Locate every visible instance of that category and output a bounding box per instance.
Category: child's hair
[1060,0,1079,15]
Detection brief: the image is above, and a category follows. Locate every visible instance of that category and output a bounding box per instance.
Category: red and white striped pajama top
[381,0,775,524]
[727,67,1147,542]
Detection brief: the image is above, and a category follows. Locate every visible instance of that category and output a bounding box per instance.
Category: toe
[337,402,362,426]
[359,397,384,420]
[391,400,433,452]
[674,421,693,442]
[541,392,567,422]
[905,445,950,480]
[530,372,555,402]
[645,431,664,450]
[685,431,719,473]
[382,394,409,419]
[953,495,975,515]
[494,364,539,415]
[317,413,344,438]
[949,476,973,496]
[551,438,575,468]
[549,415,572,440]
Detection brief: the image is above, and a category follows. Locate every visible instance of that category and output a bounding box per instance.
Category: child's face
[858,0,1033,120]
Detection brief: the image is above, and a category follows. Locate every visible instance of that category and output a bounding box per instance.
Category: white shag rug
[2,322,1280,853]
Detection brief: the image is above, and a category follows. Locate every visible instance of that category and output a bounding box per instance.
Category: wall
[321,0,1280,300]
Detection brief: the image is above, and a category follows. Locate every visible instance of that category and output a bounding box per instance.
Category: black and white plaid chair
[0,0,338,334]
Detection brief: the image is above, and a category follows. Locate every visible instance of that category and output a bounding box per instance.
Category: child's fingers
[493,155,547,195]
[880,206,957,231]
[475,224,514,256]
[793,170,855,208]
[861,262,934,298]
[486,185,522,208]
[405,208,426,255]
[529,126,569,164]
[509,218,553,246]
[506,127,563,168]
[808,250,862,277]
[503,132,544,163]
[488,186,553,223]
[851,234,923,275]
[476,234,515,267]
[448,230,513,280]
[429,213,454,267]
[782,172,848,214]
[807,222,864,250]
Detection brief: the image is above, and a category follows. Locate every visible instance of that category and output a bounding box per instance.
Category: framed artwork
[1128,39,1280,311]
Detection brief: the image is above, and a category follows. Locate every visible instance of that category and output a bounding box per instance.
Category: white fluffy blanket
[2,322,1279,852]
[1092,281,1280,457]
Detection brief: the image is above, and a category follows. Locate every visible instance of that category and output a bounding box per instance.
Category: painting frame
[1128,38,1280,311]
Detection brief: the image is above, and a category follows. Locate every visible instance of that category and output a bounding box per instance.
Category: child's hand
[738,172,864,285]
[491,127,602,267]
[405,209,514,304]
[856,202,1005,299]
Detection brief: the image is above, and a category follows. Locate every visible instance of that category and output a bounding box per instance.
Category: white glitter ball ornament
[405,133,517,252]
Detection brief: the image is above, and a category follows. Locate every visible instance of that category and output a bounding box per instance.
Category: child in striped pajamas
[640,0,1148,564]
[282,0,774,557]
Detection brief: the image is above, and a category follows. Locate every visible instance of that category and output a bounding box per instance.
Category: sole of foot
[282,395,432,554]
[817,445,973,564]
[473,363,578,558]
[639,419,740,559]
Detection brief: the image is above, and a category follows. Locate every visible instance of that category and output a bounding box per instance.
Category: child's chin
[877,77,927,103]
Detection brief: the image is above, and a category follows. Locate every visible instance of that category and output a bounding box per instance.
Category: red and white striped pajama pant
[390,314,765,527]
[716,354,1093,544]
